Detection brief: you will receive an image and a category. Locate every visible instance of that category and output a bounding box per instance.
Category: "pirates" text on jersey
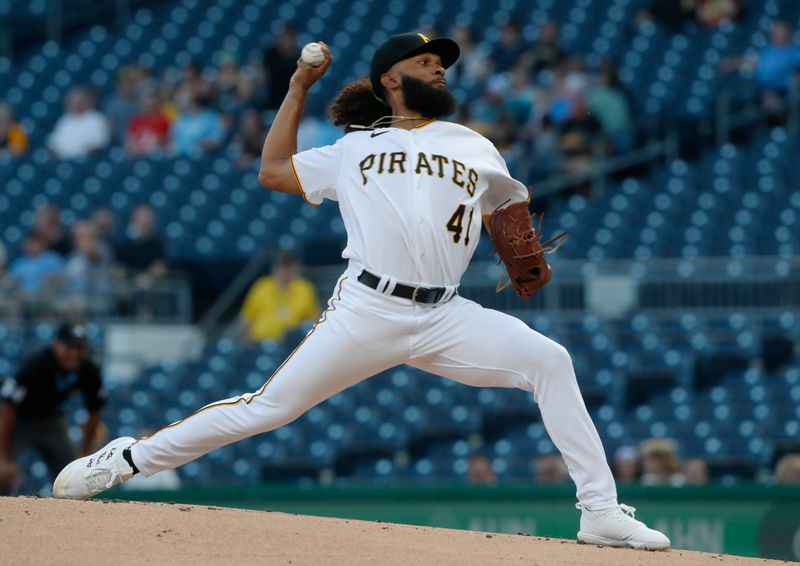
[359,152,478,196]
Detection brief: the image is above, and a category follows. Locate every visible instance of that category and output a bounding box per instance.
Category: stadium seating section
[6,301,799,493]
[2,0,799,492]
[2,0,800,262]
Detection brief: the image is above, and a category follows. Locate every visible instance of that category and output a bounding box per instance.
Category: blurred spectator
[47,86,110,159]
[115,205,167,285]
[0,101,28,157]
[696,0,741,28]
[63,221,115,316]
[558,96,603,175]
[682,458,709,486]
[125,90,169,157]
[469,77,510,134]
[234,109,266,167]
[758,20,800,94]
[68,220,114,266]
[126,90,171,157]
[547,88,574,127]
[8,234,65,292]
[587,62,635,153]
[34,205,71,257]
[104,67,140,143]
[534,454,569,485]
[114,205,168,318]
[722,21,800,114]
[174,61,214,104]
[639,438,685,486]
[774,453,800,485]
[240,252,320,343]
[91,208,117,249]
[492,113,522,154]
[547,59,591,127]
[171,94,225,156]
[526,116,561,181]
[491,21,526,74]
[562,57,592,99]
[262,24,301,110]
[613,445,641,484]
[447,25,490,84]
[216,55,241,99]
[506,65,538,125]
[215,54,258,112]
[523,21,566,75]
[467,455,497,486]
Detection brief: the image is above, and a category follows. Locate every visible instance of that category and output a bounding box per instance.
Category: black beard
[400,75,456,119]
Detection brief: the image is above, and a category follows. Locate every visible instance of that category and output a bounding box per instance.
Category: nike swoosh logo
[370,131,389,138]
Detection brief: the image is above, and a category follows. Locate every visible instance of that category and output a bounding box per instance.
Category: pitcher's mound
[0,497,783,565]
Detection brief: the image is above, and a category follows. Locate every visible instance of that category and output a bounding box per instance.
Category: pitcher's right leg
[132,276,410,475]
[54,275,410,498]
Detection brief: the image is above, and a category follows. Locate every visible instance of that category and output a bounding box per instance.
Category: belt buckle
[411,285,448,304]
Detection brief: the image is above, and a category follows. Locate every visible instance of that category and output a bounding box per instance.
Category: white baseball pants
[132,263,618,510]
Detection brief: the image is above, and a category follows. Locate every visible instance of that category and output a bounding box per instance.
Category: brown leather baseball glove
[488,201,568,299]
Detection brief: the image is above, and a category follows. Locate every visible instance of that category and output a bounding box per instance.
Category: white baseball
[301,42,325,66]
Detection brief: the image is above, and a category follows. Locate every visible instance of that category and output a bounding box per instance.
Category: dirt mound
[0,497,787,565]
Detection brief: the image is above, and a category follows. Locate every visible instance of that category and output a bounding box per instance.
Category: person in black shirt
[115,204,168,283]
[491,21,527,74]
[114,204,169,317]
[34,204,72,258]
[261,24,301,111]
[0,323,106,494]
[523,21,567,75]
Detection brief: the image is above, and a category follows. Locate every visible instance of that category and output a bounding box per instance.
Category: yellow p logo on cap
[417,33,430,43]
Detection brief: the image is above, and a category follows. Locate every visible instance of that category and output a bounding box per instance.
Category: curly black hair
[329,78,391,132]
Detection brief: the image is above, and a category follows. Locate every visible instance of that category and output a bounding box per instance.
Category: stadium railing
[524,133,680,199]
[0,274,193,324]
[715,78,800,146]
[294,257,800,321]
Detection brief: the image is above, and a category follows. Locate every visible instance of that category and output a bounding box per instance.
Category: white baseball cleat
[576,503,671,550]
[53,437,136,499]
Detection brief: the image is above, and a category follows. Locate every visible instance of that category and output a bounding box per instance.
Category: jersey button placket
[409,131,426,281]
[418,217,425,258]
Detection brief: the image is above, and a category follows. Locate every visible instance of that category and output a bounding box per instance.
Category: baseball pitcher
[54,32,669,550]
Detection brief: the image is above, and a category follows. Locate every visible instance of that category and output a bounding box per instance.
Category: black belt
[357,270,454,304]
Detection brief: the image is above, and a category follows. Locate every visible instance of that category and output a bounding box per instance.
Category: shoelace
[84,469,114,493]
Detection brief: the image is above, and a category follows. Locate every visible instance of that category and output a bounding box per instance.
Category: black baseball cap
[55,323,89,347]
[370,32,460,104]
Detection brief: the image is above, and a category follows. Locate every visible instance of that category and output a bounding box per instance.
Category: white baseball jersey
[128,118,620,517]
[290,119,528,287]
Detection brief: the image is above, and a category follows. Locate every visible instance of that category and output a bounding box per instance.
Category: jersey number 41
[446,204,475,246]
